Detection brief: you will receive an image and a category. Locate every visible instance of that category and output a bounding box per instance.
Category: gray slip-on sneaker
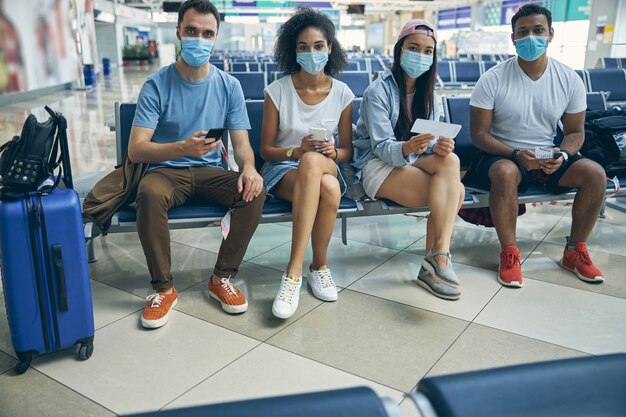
[422,251,460,287]
[417,266,461,301]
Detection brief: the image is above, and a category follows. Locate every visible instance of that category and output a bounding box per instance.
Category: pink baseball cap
[397,19,437,43]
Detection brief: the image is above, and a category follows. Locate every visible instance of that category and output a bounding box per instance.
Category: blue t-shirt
[133,64,251,170]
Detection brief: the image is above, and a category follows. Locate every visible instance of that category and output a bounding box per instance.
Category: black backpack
[0,106,72,196]
[582,109,626,176]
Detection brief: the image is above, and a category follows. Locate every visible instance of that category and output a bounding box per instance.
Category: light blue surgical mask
[296,52,329,75]
[180,37,213,67]
[514,35,548,62]
[400,49,433,79]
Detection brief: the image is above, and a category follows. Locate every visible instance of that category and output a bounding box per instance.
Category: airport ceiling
[116,0,476,15]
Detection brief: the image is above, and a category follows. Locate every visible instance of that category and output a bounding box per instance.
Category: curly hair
[274,6,347,76]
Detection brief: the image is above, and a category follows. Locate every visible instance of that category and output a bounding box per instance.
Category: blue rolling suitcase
[0,188,94,374]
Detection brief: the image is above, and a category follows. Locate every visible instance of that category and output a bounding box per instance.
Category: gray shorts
[361,156,396,199]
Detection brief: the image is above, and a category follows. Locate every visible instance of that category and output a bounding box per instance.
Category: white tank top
[265,74,355,148]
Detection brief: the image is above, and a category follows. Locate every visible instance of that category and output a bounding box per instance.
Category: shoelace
[220,277,237,296]
[278,278,299,304]
[146,293,165,308]
[315,268,335,289]
[572,248,592,266]
[504,252,521,269]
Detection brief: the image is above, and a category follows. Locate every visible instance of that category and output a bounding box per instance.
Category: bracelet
[331,146,339,161]
[511,148,521,161]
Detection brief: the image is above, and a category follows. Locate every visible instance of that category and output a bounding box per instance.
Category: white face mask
[400,49,433,78]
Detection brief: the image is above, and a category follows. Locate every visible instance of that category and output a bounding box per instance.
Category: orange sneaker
[561,241,604,283]
[498,245,523,288]
[208,276,248,314]
[141,288,178,329]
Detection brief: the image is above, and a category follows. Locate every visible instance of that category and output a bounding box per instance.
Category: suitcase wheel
[15,353,32,375]
[78,343,93,360]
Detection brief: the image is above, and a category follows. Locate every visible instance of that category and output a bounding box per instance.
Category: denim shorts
[260,160,347,201]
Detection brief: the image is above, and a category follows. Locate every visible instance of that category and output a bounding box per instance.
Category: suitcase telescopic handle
[52,245,68,312]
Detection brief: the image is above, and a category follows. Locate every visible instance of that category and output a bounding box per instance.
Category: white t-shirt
[265,75,354,149]
[470,57,586,150]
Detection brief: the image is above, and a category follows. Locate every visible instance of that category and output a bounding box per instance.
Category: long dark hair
[274,6,347,76]
[391,29,438,141]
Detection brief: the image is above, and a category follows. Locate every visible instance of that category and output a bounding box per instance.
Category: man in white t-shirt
[468,3,606,288]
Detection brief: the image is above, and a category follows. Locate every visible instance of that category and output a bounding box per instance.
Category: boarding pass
[410,119,462,139]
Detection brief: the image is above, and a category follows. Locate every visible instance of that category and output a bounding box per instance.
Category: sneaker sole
[272,304,297,319]
[497,266,523,288]
[417,276,461,301]
[559,258,605,283]
[209,291,248,314]
[309,286,338,302]
[141,298,178,329]
[422,258,460,287]
[306,272,338,302]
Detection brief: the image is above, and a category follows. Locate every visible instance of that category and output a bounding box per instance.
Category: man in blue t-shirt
[129,0,265,329]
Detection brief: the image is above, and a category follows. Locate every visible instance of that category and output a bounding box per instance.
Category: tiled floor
[1,67,625,416]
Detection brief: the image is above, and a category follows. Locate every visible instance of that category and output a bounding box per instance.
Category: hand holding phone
[205,128,225,141]
[534,146,554,160]
[185,129,223,157]
[309,127,327,142]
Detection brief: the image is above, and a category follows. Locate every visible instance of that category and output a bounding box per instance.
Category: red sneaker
[141,288,178,329]
[498,245,523,288]
[561,242,604,283]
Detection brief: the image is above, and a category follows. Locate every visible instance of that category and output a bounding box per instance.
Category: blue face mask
[180,37,213,67]
[400,50,433,79]
[514,35,548,62]
[296,52,329,75]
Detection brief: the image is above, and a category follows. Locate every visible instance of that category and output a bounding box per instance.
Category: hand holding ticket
[410,119,462,139]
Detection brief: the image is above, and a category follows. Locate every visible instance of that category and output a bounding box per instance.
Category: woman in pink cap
[351,19,465,300]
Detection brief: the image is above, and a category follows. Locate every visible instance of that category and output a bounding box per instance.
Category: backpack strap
[42,106,72,190]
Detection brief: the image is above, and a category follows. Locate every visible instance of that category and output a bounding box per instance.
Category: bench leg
[606,196,626,213]
[599,201,606,219]
[87,237,97,263]
[341,214,348,246]
[84,222,97,263]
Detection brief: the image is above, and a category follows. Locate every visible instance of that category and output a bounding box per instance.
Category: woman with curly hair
[260,7,354,319]
[352,20,465,301]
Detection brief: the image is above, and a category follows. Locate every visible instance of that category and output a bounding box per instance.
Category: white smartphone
[534,146,554,159]
[309,127,327,142]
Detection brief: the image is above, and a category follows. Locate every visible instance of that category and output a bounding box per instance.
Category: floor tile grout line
[252,248,414,344]
[418,321,474,381]
[469,285,504,324]
[170,229,295,262]
[462,322,595,357]
[89,245,144,268]
[17,367,120,416]
[339,249,407,292]
[93,307,146,333]
[343,284,483,325]
[243,240,292,264]
[259,341,411,395]
[158,342,265,411]
[169,304,281,344]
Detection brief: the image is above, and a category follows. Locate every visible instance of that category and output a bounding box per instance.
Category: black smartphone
[204,128,225,140]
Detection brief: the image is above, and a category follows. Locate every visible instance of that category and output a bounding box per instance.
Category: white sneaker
[272,273,302,319]
[307,265,338,302]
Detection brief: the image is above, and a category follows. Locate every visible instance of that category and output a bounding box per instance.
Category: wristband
[331,146,339,161]
[511,148,521,161]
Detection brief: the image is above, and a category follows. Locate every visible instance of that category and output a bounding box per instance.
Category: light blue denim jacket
[352,69,441,180]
